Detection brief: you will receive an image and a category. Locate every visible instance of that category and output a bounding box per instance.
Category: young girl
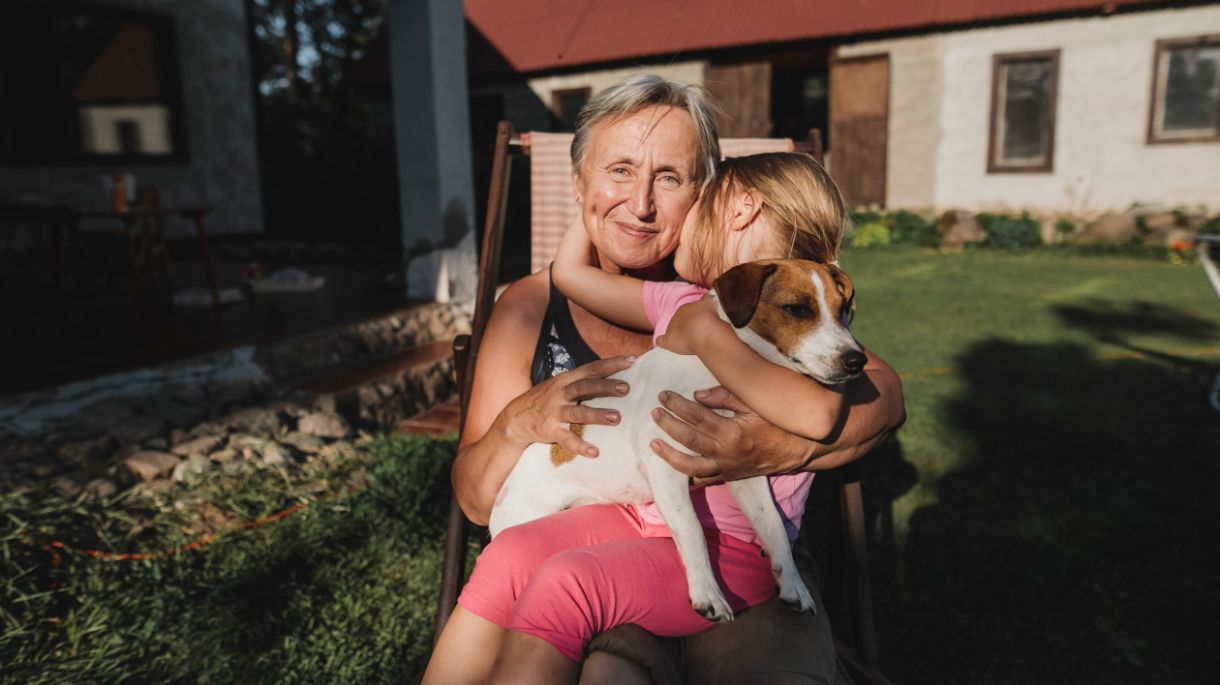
[423,152,850,684]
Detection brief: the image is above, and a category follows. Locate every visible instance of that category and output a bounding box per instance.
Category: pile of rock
[935,205,1215,249]
[0,302,468,503]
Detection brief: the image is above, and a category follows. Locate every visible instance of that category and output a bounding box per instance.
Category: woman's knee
[511,549,608,634]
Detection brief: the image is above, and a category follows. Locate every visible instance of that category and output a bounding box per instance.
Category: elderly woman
[424,75,904,684]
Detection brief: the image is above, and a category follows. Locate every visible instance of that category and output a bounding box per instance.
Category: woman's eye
[782,304,813,318]
[658,174,680,186]
[610,167,629,177]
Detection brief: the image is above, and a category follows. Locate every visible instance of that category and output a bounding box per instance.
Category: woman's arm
[648,349,905,482]
[552,217,651,331]
[452,273,635,525]
[656,297,843,441]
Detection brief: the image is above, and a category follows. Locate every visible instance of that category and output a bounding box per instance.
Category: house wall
[525,61,708,124]
[0,0,262,236]
[839,35,946,209]
[842,5,1220,213]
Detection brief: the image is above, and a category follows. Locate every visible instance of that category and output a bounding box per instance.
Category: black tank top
[529,266,599,386]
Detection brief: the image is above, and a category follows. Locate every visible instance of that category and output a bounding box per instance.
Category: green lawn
[3,248,1219,684]
[840,247,1220,684]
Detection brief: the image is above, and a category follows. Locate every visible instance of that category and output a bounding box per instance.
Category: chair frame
[435,121,887,681]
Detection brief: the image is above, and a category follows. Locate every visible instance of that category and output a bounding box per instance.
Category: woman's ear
[727,188,764,232]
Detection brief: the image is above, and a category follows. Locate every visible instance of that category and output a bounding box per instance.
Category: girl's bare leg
[489,630,580,684]
[421,607,507,685]
[579,651,652,684]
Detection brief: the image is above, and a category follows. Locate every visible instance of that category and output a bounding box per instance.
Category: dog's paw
[690,591,735,623]
[777,578,817,615]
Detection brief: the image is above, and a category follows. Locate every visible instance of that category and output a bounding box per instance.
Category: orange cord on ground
[41,482,365,565]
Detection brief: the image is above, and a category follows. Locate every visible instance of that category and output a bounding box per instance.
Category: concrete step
[394,399,461,438]
[294,338,459,431]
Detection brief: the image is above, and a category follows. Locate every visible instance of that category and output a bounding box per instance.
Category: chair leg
[435,491,468,641]
[840,478,879,665]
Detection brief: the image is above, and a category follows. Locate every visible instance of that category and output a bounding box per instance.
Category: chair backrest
[524,132,798,273]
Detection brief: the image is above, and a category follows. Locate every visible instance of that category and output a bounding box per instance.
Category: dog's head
[711,259,866,384]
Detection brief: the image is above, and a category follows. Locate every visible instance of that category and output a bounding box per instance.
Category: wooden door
[705,62,773,138]
[829,54,889,207]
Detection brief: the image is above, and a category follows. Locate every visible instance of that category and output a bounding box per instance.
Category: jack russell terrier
[489,258,866,623]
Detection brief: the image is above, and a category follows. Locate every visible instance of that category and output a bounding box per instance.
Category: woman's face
[573,105,701,275]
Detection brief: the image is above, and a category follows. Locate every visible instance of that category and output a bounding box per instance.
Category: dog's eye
[781,303,813,318]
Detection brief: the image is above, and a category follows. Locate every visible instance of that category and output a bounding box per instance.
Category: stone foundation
[0,301,469,496]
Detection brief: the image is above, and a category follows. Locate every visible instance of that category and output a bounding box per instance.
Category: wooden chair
[437,121,891,684]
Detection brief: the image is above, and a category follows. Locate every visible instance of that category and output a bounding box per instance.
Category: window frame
[1146,34,1220,145]
[987,49,1060,174]
[550,87,591,132]
[0,1,190,167]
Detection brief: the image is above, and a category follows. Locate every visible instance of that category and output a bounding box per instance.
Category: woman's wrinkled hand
[501,355,636,458]
[648,386,811,484]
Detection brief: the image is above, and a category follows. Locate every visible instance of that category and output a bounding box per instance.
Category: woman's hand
[648,386,811,484]
[501,355,637,458]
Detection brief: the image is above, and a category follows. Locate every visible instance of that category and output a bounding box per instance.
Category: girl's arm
[552,216,652,331]
[657,297,844,442]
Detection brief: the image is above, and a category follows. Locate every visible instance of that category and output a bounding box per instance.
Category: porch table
[77,207,220,310]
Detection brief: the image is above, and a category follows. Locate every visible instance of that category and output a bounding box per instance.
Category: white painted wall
[843,5,1220,213]
[525,61,709,110]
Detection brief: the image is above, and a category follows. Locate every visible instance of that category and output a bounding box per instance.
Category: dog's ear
[713,262,778,328]
[828,265,856,326]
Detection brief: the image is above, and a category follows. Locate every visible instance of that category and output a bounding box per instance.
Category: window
[1148,35,1220,143]
[0,3,188,165]
[988,50,1059,173]
[551,88,591,132]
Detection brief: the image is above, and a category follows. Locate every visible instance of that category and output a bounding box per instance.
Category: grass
[3,247,1219,683]
[2,435,472,684]
[839,247,1220,684]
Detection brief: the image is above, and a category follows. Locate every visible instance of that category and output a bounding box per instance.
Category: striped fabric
[528,133,796,273]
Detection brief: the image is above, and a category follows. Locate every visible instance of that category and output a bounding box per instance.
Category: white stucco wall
[839,35,947,210]
[843,5,1220,213]
[525,61,709,114]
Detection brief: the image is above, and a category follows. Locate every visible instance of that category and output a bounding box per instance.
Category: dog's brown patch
[549,423,585,466]
[745,260,853,357]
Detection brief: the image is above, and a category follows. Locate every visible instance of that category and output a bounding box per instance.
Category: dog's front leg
[727,477,816,613]
[646,466,734,623]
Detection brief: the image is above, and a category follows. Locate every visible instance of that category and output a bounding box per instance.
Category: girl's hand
[500,355,636,458]
[656,297,717,356]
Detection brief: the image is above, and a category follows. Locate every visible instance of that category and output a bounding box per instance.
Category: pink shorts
[456,503,778,661]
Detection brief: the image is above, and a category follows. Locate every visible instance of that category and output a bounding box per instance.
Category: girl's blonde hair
[685,152,847,282]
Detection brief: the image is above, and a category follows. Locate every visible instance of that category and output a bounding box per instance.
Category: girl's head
[675,152,847,285]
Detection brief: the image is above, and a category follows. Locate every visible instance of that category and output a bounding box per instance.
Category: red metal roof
[466,0,1156,73]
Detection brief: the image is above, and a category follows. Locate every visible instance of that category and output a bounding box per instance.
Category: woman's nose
[626,177,655,219]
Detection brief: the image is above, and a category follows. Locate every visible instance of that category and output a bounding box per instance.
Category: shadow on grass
[876,334,1220,684]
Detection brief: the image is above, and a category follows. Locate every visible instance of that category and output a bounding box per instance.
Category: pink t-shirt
[635,280,814,544]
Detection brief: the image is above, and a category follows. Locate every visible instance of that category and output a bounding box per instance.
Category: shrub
[851,221,892,249]
[978,212,1043,250]
[844,207,883,228]
[1054,217,1076,238]
[1201,214,1220,234]
[888,209,941,247]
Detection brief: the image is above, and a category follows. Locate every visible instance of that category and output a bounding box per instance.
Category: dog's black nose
[841,351,867,376]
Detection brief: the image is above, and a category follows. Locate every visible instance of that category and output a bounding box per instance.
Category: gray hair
[571,74,722,188]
